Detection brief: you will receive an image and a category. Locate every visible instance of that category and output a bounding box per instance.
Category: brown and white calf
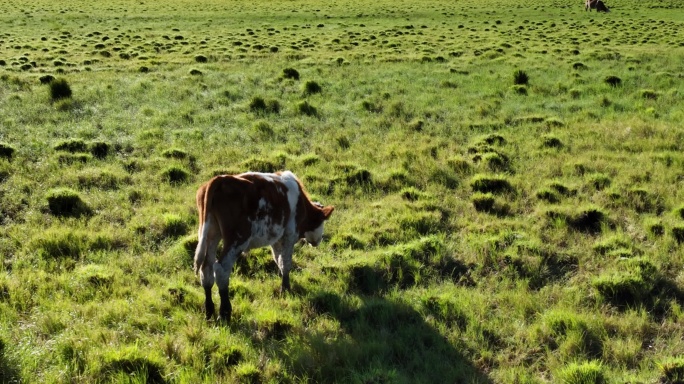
[194,171,334,321]
[585,0,610,12]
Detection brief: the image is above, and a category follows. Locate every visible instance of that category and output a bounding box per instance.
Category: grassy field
[1,0,684,382]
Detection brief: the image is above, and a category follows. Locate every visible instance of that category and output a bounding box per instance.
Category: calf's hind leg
[214,248,241,322]
[199,225,220,320]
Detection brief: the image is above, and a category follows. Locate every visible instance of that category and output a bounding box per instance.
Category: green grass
[1,0,684,382]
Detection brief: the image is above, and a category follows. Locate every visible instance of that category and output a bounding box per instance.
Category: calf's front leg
[271,243,294,294]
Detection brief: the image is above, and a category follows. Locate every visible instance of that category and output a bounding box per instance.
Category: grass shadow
[0,339,20,384]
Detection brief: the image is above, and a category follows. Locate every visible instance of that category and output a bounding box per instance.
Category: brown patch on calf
[197,174,291,263]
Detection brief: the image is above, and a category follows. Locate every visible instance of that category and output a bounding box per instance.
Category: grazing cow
[194,171,334,321]
[585,0,610,12]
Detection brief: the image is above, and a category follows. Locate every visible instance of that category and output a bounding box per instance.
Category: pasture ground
[1,0,684,382]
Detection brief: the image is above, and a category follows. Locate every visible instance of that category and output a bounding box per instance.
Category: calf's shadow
[279,290,494,383]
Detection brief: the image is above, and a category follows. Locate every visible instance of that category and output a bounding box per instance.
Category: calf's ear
[322,206,335,220]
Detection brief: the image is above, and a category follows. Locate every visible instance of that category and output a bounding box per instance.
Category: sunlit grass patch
[555,361,607,384]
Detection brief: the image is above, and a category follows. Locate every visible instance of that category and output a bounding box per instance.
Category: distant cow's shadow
[280,291,493,383]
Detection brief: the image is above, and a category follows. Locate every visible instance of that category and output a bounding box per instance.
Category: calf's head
[304,203,335,246]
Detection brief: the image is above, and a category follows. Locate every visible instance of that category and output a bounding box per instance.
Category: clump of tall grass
[470,174,514,194]
[658,357,684,384]
[604,75,622,87]
[162,148,190,160]
[672,226,684,244]
[249,96,280,114]
[235,363,261,383]
[45,188,92,218]
[541,135,563,149]
[211,346,245,374]
[54,139,87,153]
[94,347,166,384]
[282,67,300,80]
[592,257,668,311]
[556,361,607,384]
[513,69,529,85]
[303,80,322,95]
[297,101,318,116]
[89,141,110,159]
[545,205,607,234]
[160,166,190,184]
[49,78,72,100]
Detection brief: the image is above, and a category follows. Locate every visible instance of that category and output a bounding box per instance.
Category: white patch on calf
[305,223,325,246]
[279,171,302,216]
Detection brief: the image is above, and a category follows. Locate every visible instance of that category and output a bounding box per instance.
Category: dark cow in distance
[194,171,334,322]
[586,0,610,12]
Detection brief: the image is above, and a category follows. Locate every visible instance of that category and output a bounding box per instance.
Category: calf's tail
[193,178,219,274]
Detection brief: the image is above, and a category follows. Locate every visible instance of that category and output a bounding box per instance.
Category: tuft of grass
[640,89,659,100]
[54,139,88,153]
[303,80,322,95]
[658,357,684,384]
[282,67,300,80]
[161,213,189,238]
[39,74,55,84]
[511,84,528,95]
[330,233,366,250]
[400,187,427,202]
[546,206,607,234]
[556,361,607,384]
[536,188,560,203]
[161,148,189,160]
[513,69,529,85]
[49,78,72,100]
[593,271,652,306]
[45,188,92,218]
[446,156,471,174]
[572,62,588,70]
[541,135,563,149]
[470,174,514,194]
[672,226,684,244]
[251,121,275,137]
[297,101,318,116]
[249,96,280,114]
[646,219,665,237]
[595,258,657,306]
[480,152,509,172]
[211,346,244,373]
[96,347,166,384]
[235,362,261,384]
[89,141,110,159]
[160,166,190,184]
[673,205,684,220]
[587,173,611,190]
[472,192,496,213]
[604,75,622,87]
[31,230,89,260]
